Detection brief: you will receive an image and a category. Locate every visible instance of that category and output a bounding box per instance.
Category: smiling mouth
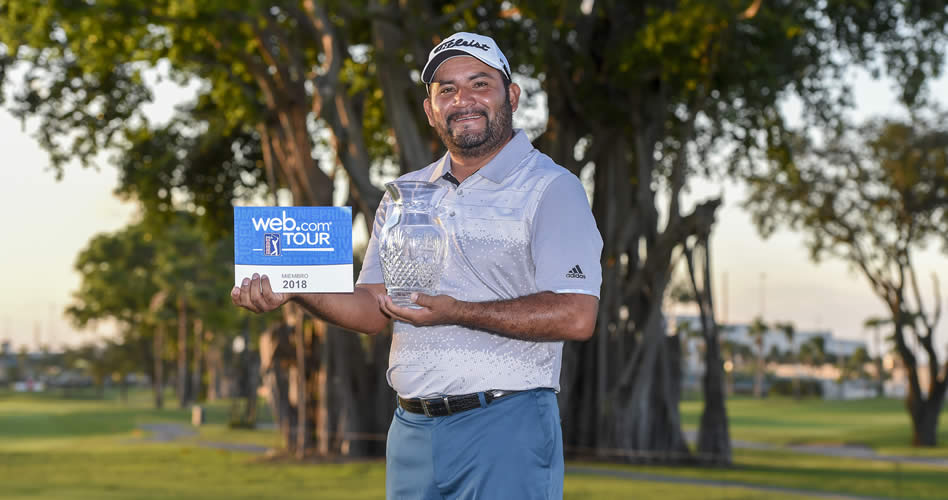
[449,112,486,124]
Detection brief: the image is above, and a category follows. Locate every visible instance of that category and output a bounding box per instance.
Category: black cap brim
[422,49,509,84]
[422,49,473,83]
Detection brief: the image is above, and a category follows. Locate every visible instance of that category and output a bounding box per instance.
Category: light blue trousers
[385,388,564,500]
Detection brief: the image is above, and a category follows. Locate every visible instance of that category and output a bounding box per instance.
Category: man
[232,32,602,500]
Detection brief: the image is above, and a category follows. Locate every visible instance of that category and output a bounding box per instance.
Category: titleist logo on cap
[421,32,510,86]
[433,38,491,53]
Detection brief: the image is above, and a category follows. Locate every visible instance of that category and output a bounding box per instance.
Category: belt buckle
[420,396,453,417]
[421,398,434,417]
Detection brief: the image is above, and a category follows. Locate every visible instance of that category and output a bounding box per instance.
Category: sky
[1,63,946,357]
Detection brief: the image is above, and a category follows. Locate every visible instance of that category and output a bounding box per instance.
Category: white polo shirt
[358,130,603,398]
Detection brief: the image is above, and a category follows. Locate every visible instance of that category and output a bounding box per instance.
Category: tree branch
[624,199,721,300]
[296,1,343,86]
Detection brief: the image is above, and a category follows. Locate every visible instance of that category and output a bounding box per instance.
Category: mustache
[447,109,487,124]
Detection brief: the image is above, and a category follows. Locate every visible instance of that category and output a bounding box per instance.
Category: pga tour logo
[264,233,281,256]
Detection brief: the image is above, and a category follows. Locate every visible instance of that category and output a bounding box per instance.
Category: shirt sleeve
[356,192,391,285]
[531,173,603,297]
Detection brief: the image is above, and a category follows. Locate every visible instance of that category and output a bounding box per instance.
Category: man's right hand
[231,277,391,335]
[231,273,290,313]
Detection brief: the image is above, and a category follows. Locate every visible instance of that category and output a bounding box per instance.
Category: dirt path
[566,466,893,500]
[137,423,270,454]
[683,430,948,468]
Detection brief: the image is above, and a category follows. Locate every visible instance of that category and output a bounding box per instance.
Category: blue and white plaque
[234,207,353,293]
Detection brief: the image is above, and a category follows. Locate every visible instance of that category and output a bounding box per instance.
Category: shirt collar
[443,129,534,184]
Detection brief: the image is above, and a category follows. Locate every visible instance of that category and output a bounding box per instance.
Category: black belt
[398,390,522,417]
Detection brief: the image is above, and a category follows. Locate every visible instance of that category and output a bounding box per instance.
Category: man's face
[424,56,520,159]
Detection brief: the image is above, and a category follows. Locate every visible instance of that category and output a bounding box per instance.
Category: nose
[453,86,475,106]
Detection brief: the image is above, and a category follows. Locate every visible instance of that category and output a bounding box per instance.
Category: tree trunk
[192,319,203,402]
[890,304,937,446]
[153,323,164,410]
[356,329,395,456]
[612,292,691,462]
[316,321,332,456]
[563,132,629,458]
[321,324,394,457]
[792,350,802,400]
[263,308,317,456]
[875,358,884,397]
[557,129,718,463]
[685,235,732,465]
[370,5,435,173]
[245,349,259,426]
[260,315,393,457]
[698,336,731,464]
[260,324,294,450]
[874,327,884,398]
[753,351,764,398]
[177,295,189,408]
[559,337,600,457]
[206,335,220,401]
[295,307,307,459]
[242,3,395,459]
[912,401,942,447]
[908,377,947,446]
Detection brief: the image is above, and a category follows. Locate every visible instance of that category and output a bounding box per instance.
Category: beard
[434,94,514,159]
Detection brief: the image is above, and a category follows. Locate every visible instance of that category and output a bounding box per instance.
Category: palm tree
[775,322,799,399]
[748,317,768,398]
[863,317,890,398]
[798,340,814,370]
[810,336,826,367]
[800,336,827,382]
[844,347,871,381]
[720,337,739,396]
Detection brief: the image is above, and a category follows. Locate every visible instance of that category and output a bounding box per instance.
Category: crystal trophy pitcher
[379,181,449,308]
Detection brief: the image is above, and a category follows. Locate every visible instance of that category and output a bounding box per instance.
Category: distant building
[0,344,47,387]
[675,316,873,399]
[675,315,867,360]
[825,337,867,357]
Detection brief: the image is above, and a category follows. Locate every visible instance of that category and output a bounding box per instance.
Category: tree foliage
[745,115,948,445]
[68,223,159,330]
[115,97,267,238]
[66,213,258,406]
[467,0,948,461]
[4,0,948,458]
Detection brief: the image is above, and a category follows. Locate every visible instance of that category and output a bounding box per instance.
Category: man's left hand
[377,293,458,326]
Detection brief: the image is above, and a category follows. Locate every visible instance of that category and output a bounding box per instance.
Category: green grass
[0,388,281,451]
[0,392,819,500]
[1,443,387,500]
[568,479,815,500]
[680,396,948,457]
[580,447,946,500]
[2,390,948,499]
[0,444,822,500]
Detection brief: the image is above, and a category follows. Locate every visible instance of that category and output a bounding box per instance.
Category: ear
[508,82,522,113]
[423,97,436,127]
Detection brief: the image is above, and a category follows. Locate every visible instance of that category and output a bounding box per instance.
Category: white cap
[421,32,511,85]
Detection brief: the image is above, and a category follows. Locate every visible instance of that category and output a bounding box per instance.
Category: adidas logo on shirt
[566,265,586,279]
